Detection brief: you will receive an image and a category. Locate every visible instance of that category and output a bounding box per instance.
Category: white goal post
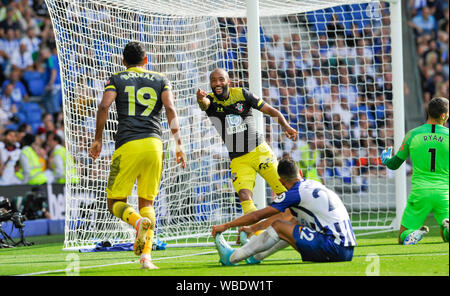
[43,0,406,250]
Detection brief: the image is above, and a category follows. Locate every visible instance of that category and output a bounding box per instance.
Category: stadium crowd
[408,0,449,107]
[218,1,448,194]
[219,2,396,194]
[0,0,65,187]
[0,0,448,200]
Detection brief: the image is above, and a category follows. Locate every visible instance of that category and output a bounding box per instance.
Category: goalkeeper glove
[380,147,393,164]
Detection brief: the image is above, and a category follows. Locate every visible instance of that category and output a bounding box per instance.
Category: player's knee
[110,200,127,218]
[238,189,253,201]
[398,226,407,244]
[441,229,449,243]
[397,232,403,244]
[270,219,285,234]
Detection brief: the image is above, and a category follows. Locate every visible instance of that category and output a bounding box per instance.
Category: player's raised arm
[196,88,211,111]
[259,103,298,141]
[380,146,406,170]
[162,88,186,168]
[89,90,117,161]
[381,130,412,170]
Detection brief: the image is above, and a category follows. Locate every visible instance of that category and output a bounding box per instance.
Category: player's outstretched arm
[196,88,211,111]
[162,89,186,168]
[89,91,116,161]
[212,206,280,238]
[240,209,293,236]
[259,104,298,141]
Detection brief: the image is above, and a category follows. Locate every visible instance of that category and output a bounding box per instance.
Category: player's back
[105,67,171,149]
[290,179,356,247]
[405,124,449,191]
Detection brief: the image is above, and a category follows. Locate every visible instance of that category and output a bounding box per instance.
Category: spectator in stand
[331,96,353,128]
[16,133,47,185]
[266,34,286,68]
[0,28,20,76]
[22,59,45,98]
[10,41,33,73]
[0,6,21,39]
[1,83,20,118]
[408,0,449,117]
[296,133,325,183]
[351,112,375,149]
[36,112,54,142]
[16,122,31,144]
[0,87,18,127]
[32,0,49,20]
[18,7,40,38]
[40,45,62,116]
[410,5,438,37]
[0,129,22,185]
[1,68,28,104]
[46,131,77,184]
[21,27,41,61]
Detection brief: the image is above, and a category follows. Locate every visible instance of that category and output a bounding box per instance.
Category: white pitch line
[14,243,450,276]
[355,225,442,237]
[15,250,217,276]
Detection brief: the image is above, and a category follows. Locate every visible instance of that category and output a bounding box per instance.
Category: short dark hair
[20,133,35,148]
[51,133,63,145]
[209,68,230,80]
[277,158,299,181]
[3,129,15,137]
[427,97,449,119]
[123,42,146,66]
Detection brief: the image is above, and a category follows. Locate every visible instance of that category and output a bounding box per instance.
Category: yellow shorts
[106,137,163,201]
[230,142,286,195]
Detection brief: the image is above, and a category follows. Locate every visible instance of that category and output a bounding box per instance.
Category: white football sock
[253,239,289,261]
[230,226,280,263]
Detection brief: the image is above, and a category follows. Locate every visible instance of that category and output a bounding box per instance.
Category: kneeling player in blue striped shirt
[212,157,356,265]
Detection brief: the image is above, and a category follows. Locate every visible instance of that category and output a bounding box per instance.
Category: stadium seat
[307,10,330,33]
[18,102,43,133]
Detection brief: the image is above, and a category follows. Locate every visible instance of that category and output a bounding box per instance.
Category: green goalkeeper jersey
[396,123,449,191]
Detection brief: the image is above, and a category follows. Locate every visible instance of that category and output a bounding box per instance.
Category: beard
[212,84,229,101]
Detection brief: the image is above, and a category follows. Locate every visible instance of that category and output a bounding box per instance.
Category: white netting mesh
[44,0,398,250]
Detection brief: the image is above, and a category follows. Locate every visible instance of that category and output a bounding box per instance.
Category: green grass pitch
[0,215,448,277]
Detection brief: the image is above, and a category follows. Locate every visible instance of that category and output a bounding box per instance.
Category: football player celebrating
[197,68,298,225]
[90,42,186,269]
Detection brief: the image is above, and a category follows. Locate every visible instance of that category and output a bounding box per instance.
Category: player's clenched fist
[89,140,102,161]
[212,223,229,238]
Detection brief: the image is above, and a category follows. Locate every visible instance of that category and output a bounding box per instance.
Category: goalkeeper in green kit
[381,97,449,245]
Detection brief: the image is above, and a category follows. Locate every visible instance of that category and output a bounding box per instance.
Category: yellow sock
[253,230,264,236]
[140,206,156,256]
[112,201,142,229]
[240,200,264,236]
[240,199,257,215]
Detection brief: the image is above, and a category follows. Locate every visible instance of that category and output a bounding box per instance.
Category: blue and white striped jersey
[270,179,357,247]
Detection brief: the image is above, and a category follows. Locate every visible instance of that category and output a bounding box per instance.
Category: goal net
[44,0,402,250]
